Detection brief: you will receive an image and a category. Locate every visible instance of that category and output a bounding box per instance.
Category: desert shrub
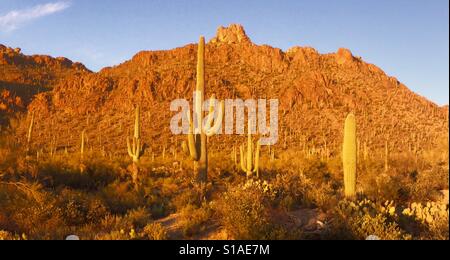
[422,134,449,167]
[272,171,302,209]
[359,167,405,202]
[208,151,236,177]
[97,214,129,237]
[101,174,174,218]
[303,160,334,184]
[303,181,338,210]
[179,203,212,237]
[328,199,411,240]
[124,207,152,228]
[56,189,109,226]
[301,160,340,209]
[141,223,168,240]
[95,208,151,240]
[216,180,277,240]
[273,170,337,211]
[100,181,145,214]
[141,175,182,217]
[0,181,69,239]
[10,200,67,239]
[171,185,204,211]
[405,168,449,202]
[37,158,116,191]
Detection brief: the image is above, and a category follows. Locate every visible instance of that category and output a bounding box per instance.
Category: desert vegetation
[0,124,448,240]
[0,27,448,240]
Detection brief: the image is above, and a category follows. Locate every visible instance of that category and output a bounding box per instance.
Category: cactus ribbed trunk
[197,133,207,183]
[127,105,143,164]
[343,113,357,198]
[246,125,253,177]
[196,36,208,183]
[26,112,35,156]
[187,36,224,185]
[81,129,85,160]
[127,105,144,189]
[384,141,389,172]
[363,141,368,161]
[240,122,260,179]
[134,106,140,142]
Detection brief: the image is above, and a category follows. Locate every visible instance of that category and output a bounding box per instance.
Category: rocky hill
[5,24,448,156]
[0,44,90,124]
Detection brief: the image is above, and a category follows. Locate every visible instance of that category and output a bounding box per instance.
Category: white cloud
[0,1,71,32]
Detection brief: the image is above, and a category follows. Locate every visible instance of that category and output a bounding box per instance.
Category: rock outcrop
[210,24,252,45]
[335,48,355,65]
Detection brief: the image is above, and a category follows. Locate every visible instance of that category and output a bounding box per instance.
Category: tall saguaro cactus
[127,105,144,187]
[80,129,86,160]
[384,141,389,172]
[127,105,144,163]
[240,122,261,179]
[186,36,224,183]
[342,113,357,198]
[26,112,35,156]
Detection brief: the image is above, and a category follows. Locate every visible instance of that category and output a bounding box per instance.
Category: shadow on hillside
[0,80,48,106]
[0,80,49,126]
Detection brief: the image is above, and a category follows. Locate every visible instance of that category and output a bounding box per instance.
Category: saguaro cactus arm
[253,141,260,174]
[186,110,200,161]
[127,136,143,161]
[204,95,224,137]
[246,132,253,173]
[240,145,246,173]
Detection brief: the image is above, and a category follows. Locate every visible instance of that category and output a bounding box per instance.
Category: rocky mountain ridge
[1,24,447,156]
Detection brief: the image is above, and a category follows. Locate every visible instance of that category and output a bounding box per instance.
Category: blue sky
[0,0,448,105]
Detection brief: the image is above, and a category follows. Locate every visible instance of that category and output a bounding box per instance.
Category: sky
[0,0,448,105]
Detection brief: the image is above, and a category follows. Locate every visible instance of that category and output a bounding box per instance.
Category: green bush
[142,223,168,240]
[216,180,276,240]
[179,204,212,237]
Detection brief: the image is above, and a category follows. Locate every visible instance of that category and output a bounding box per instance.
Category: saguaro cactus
[26,112,35,156]
[127,105,144,163]
[79,129,87,173]
[127,105,144,187]
[80,129,86,160]
[240,122,261,179]
[384,141,389,172]
[186,36,224,183]
[363,141,368,161]
[342,113,357,198]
